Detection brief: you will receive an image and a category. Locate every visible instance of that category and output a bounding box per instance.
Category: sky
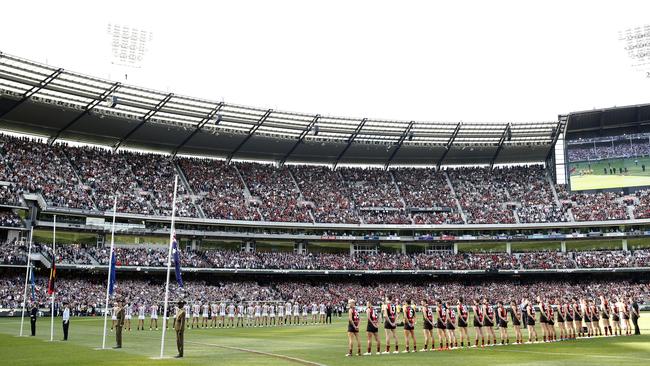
[1,0,649,123]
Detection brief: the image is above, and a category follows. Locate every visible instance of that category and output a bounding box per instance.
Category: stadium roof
[0,52,560,167]
[564,103,650,138]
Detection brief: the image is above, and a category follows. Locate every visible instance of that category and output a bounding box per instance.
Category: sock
[395,345,398,352]
[368,346,371,353]
[386,345,390,352]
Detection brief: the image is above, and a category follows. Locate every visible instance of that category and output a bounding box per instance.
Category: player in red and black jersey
[483,298,497,346]
[525,299,538,343]
[496,301,509,345]
[555,298,566,340]
[611,298,622,336]
[402,299,417,353]
[564,298,575,339]
[446,301,457,349]
[435,299,448,350]
[509,300,523,344]
[537,296,550,342]
[547,301,556,341]
[364,301,380,355]
[457,298,470,348]
[346,299,361,357]
[582,299,592,337]
[599,295,611,336]
[590,299,601,336]
[572,297,583,338]
[421,300,434,351]
[382,295,399,354]
[472,298,485,347]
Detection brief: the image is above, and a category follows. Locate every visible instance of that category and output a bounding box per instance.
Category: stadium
[1,2,650,365]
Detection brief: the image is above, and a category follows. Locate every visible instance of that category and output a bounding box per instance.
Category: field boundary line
[185,340,328,366]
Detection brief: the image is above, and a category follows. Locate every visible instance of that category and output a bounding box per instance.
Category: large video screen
[567,133,650,191]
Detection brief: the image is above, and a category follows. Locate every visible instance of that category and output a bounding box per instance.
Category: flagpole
[19,226,34,337]
[102,196,118,349]
[159,175,179,358]
[50,215,56,342]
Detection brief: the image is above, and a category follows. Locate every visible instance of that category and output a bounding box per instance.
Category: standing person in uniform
[457,298,469,348]
[510,300,522,344]
[611,298,621,336]
[62,302,70,341]
[629,297,640,335]
[472,298,484,347]
[382,295,399,354]
[364,301,380,355]
[150,303,159,331]
[483,298,497,346]
[496,301,508,345]
[564,298,575,339]
[137,303,146,331]
[421,300,434,351]
[175,300,186,358]
[110,302,117,331]
[621,298,632,336]
[124,302,132,332]
[435,299,448,350]
[30,302,38,336]
[555,298,566,340]
[326,303,333,324]
[402,299,417,353]
[572,297,583,338]
[599,295,611,336]
[346,299,361,357]
[445,301,457,349]
[525,299,538,343]
[114,299,125,349]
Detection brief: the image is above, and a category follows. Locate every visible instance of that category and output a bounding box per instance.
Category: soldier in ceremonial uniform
[175,300,186,358]
[30,302,38,336]
[62,302,70,341]
[114,299,125,349]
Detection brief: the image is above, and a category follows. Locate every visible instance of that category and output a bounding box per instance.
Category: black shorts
[623,315,630,320]
[483,320,494,327]
[473,318,482,328]
[548,320,554,326]
[498,320,508,328]
[446,322,455,331]
[557,316,564,323]
[566,316,573,322]
[384,320,396,330]
[424,322,434,331]
[436,320,446,330]
[527,319,536,326]
[612,315,620,322]
[584,316,591,323]
[601,313,609,320]
[458,318,468,328]
[404,322,414,331]
[512,319,521,326]
[367,324,378,333]
[574,315,582,321]
[348,324,359,333]
[540,315,548,324]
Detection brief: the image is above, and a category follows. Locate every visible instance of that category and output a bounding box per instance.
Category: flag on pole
[108,250,117,295]
[30,266,36,301]
[172,233,183,288]
[47,253,56,295]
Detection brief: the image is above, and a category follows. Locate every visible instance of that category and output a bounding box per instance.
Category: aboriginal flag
[47,253,56,295]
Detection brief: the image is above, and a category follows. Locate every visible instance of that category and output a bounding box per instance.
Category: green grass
[2,316,648,365]
[569,156,650,190]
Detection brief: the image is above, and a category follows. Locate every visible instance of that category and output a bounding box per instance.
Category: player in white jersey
[246,304,254,327]
[137,304,146,330]
[110,302,118,331]
[219,302,227,328]
[285,302,292,325]
[254,303,262,327]
[236,303,245,327]
[192,302,201,329]
[293,303,300,325]
[262,303,269,327]
[278,304,285,326]
[311,303,319,324]
[184,303,191,329]
[227,303,236,327]
[302,304,309,325]
[124,302,133,331]
[202,303,210,328]
[320,303,327,324]
[150,304,159,330]
[210,303,219,328]
[269,304,276,326]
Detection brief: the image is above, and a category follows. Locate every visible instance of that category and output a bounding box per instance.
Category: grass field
[569,156,650,190]
[1,316,649,365]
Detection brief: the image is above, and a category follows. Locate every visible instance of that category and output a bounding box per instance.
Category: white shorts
[320,311,325,315]
[302,312,308,316]
[125,315,132,320]
[255,314,260,318]
[111,316,117,321]
[151,315,158,319]
[228,314,235,318]
[262,313,268,317]
[312,311,318,315]
[138,315,145,320]
[202,313,208,318]
[192,313,199,318]
[220,312,225,317]
[270,313,275,317]
[237,314,243,318]
[294,312,300,316]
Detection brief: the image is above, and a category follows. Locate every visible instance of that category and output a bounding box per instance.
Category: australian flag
[172,233,183,288]
[108,250,117,295]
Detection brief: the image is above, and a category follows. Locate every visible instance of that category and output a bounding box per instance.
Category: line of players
[346,295,640,356]
[110,301,330,331]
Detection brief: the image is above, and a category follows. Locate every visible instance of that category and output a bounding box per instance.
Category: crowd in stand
[1,133,649,225]
[568,139,650,162]
[0,210,22,227]
[1,276,646,315]
[15,243,650,271]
